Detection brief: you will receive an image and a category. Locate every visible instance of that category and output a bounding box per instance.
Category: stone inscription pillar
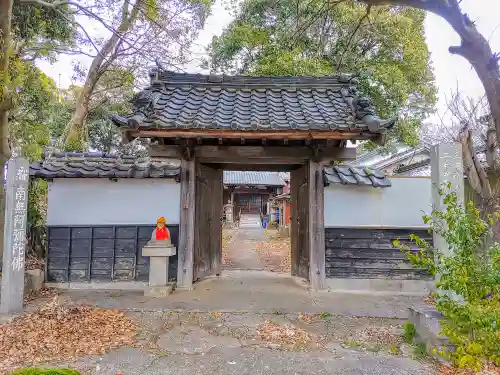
[430,143,464,258]
[1,158,30,314]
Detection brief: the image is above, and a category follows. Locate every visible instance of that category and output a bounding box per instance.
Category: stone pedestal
[142,241,176,297]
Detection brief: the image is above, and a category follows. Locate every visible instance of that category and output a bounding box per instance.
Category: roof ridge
[149,69,358,88]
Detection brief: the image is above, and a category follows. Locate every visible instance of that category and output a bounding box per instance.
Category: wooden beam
[149,145,356,162]
[130,129,377,141]
[214,163,301,171]
[290,168,300,277]
[149,145,182,158]
[308,159,326,291]
[177,158,196,290]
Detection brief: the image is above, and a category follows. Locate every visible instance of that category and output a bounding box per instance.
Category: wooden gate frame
[159,145,346,291]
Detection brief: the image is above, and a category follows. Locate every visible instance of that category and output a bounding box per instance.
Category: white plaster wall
[47,179,181,226]
[324,177,431,228]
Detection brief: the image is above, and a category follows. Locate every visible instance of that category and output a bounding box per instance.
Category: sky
[37,0,500,122]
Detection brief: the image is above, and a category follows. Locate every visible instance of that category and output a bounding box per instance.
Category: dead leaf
[0,300,137,374]
[256,320,311,350]
[439,364,500,375]
[255,232,291,273]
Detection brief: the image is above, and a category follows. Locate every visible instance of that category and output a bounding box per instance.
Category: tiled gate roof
[111,70,397,134]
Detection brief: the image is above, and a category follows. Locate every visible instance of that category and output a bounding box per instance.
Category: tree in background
[423,93,500,224]
[207,0,436,148]
[8,64,66,260]
[0,1,76,259]
[354,0,499,157]
[45,0,212,151]
[53,71,149,156]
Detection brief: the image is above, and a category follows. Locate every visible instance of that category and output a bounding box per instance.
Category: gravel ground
[33,311,437,375]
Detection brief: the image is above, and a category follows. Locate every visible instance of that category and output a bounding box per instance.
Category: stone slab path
[47,311,437,375]
[57,271,425,319]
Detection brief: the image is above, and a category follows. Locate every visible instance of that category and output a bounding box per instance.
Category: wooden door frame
[176,153,327,291]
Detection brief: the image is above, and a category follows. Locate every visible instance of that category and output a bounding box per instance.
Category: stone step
[409,305,453,362]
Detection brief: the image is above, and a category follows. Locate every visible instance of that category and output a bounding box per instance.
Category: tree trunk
[60,1,140,150]
[63,84,94,151]
[359,0,500,154]
[0,0,14,259]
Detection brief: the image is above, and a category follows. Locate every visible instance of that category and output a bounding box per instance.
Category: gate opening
[221,170,292,275]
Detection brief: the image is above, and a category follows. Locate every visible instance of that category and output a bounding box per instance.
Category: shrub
[402,322,416,343]
[10,369,81,375]
[394,183,500,372]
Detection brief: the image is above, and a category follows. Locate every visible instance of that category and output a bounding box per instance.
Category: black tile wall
[47,225,179,283]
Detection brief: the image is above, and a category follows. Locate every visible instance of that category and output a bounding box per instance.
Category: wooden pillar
[290,168,300,276]
[177,158,196,289]
[308,159,326,291]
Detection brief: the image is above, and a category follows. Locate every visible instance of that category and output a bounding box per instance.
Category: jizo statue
[151,216,172,246]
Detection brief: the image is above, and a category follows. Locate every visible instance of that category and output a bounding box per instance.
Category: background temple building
[223,171,287,220]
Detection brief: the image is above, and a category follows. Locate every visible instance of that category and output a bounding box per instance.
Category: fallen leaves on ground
[25,256,44,271]
[424,293,437,306]
[298,313,317,323]
[256,320,311,350]
[440,364,500,375]
[222,228,237,266]
[354,326,403,347]
[0,296,137,374]
[255,231,291,273]
[23,288,59,304]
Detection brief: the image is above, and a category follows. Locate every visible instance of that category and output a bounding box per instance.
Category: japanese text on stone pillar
[11,166,28,272]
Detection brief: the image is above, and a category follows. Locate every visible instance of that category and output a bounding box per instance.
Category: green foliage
[8,62,66,235]
[207,0,436,147]
[413,343,427,358]
[11,1,76,63]
[10,368,81,375]
[402,322,416,343]
[395,184,500,371]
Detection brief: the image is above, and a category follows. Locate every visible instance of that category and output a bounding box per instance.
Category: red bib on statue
[155,227,169,241]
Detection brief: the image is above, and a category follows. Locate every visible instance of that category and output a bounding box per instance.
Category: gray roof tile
[111,70,396,133]
[30,152,180,179]
[324,166,391,188]
[30,153,390,189]
[223,171,285,186]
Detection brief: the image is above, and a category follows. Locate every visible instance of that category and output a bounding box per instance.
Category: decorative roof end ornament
[128,87,161,129]
[340,87,397,133]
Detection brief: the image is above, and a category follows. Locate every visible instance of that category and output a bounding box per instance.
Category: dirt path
[223,227,266,270]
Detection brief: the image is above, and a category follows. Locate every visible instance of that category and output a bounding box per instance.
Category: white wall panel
[47,178,180,226]
[324,177,431,228]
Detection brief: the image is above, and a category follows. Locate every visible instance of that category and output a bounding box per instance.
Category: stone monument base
[144,283,175,297]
